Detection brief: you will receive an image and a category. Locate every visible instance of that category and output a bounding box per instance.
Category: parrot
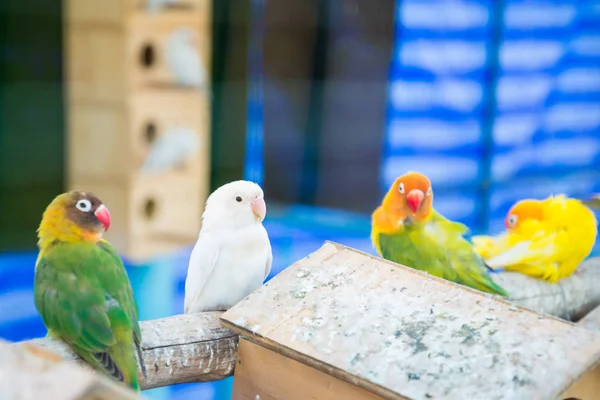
[33,191,145,390]
[184,180,272,313]
[146,0,179,13]
[141,126,201,173]
[472,195,598,283]
[371,171,509,297]
[164,27,210,96]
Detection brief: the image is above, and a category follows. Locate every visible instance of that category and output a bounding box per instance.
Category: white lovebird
[145,0,178,13]
[141,126,201,173]
[184,180,272,313]
[164,27,208,90]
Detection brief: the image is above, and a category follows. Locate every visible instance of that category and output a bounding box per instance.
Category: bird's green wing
[96,240,146,379]
[378,225,454,280]
[96,241,143,344]
[377,211,508,297]
[428,210,509,296]
[33,242,140,388]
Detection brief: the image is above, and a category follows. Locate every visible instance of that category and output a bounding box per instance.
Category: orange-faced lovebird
[371,171,508,297]
[472,195,598,283]
[33,191,145,390]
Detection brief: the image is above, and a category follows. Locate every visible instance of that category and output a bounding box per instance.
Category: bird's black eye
[76,199,93,212]
[235,196,242,202]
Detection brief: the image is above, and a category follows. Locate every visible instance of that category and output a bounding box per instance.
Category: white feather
[184,181,272,313]
[485,241,532,269]
[164,27,208,90]
[141,127,200,173]
[145,0,178,13]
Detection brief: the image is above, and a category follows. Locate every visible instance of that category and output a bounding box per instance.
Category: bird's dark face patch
[65,191,105,232]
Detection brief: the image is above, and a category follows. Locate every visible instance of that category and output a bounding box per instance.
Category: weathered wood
[578,304,600,333]
[489,257,600,321]
[0,339,139,400]
[560,308,600,400]
[221,241,600,400]
[231,338,387,400]
[12,312,238,390]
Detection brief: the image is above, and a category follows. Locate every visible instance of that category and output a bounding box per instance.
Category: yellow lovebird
[472,195,598,283]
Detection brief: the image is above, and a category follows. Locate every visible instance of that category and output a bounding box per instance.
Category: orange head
[382,171,433,222]
[505,199,543,230]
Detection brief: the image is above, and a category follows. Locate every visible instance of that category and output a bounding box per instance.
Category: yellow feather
[473,195,598,283]
[36,192,102,268]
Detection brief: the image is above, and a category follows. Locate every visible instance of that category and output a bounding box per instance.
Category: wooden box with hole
[66,0,210,25]
[70,171,204,262]
[65,2,211,101]
[67,89,210,181]
[220,242,600,400]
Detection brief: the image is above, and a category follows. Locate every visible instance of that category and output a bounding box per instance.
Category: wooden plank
[231,338,389,400]
[64,0,126,26]
[127,13,209,90]
[67,89,210,181]
[65,12,211,102]
[1,339,139,400]
[559,364,600,400]
[577,304,600,333]
[65,27,127,103]
[14,312,238,390]
[128,89,210,175]
[67,102,131,181]
[221,242,600,400]
[65,0,210,26]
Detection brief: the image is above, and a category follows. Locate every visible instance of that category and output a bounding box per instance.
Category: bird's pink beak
[407,189,424,215]
[251,196,266,222]
[94,204,111,231]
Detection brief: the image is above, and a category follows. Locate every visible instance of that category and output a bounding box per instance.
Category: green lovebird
[371,171,509,297]
[33,191,146,390]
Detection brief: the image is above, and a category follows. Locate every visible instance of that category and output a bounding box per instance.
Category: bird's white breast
[188,224,270,312]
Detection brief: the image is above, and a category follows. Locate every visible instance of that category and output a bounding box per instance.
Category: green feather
[377,210,509,297]
[33,240,143,390]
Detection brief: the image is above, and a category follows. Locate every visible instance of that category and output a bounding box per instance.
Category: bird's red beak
[406,189,425,215]
[251,196,266,222]
[94,204,111,231]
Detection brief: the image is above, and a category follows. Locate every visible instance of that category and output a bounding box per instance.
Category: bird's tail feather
[94,351,125,383]
[135,337,147,379]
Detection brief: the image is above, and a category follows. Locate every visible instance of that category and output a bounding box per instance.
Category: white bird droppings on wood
[222,242,600,400]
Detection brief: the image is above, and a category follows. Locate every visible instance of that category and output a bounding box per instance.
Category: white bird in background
[145,0,178,13]
[141,126,201,173]
[184,181,273,313]
[164,27,209,93]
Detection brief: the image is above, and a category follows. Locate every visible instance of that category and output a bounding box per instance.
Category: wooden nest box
[63,0,212,262]
[221,242,600,400]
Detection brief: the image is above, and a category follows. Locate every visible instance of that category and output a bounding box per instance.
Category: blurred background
[0,0,599,399]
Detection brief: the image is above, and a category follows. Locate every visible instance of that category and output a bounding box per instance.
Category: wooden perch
[1,339,139,400]
[489,256,600,321]
[579,304,600,333]
[12,312,238,390]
